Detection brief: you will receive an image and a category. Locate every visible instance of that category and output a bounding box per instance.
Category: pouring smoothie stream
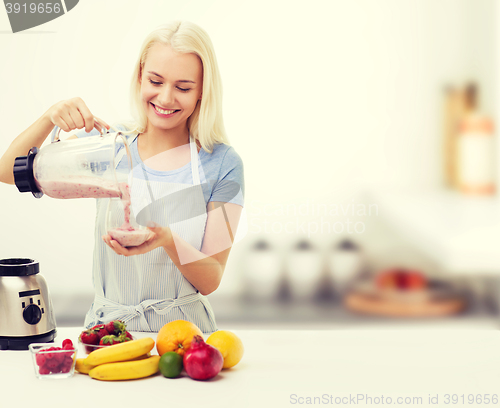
[106,183,152,247]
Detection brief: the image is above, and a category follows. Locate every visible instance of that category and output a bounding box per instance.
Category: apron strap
[92,292,203,331]
[189,135,201,186]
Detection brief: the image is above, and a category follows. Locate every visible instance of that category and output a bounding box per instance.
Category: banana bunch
[76,337,160,381]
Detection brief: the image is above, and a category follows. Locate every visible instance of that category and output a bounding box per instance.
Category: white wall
[0,0,496,302]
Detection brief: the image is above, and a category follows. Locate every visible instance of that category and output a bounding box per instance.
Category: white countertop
[2,327,500,408]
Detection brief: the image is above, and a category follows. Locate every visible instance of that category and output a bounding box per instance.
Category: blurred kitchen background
[1,0,500,330]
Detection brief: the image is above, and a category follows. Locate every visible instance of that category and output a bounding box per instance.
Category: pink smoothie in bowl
[108,227,152,247]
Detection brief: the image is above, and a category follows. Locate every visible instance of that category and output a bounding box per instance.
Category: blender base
[0,329,57,350]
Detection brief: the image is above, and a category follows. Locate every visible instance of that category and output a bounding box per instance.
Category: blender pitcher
[13,124,132,200]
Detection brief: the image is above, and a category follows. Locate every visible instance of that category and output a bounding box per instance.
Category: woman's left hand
[102,224,172,256]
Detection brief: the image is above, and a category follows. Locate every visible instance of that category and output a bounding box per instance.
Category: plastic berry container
[29,342,77,379]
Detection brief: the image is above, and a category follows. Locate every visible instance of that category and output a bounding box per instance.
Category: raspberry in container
[29,339,77,379]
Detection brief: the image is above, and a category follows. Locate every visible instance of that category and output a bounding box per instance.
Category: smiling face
[140,42,203,136]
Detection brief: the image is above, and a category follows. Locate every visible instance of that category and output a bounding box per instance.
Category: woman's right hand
[44,97,110,134]
[0,97,111,185]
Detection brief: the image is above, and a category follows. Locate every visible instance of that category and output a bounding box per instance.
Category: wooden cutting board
[343,282,466,317]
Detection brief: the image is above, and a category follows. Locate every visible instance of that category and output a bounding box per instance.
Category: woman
[0,21,244,334]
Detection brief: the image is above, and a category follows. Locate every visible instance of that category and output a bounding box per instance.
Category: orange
[156,320,203,357]
[206,330,244,369]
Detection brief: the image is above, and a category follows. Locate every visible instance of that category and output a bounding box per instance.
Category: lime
[159,351,183,378]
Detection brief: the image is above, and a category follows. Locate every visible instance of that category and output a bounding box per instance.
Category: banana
[132,352,152,360]
[89,355,161,381]
[75,358,96,374]
[84,337,155,366]
[76,352,152,375]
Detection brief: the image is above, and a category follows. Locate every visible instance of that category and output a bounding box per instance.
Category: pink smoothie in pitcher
[38,176,121,199]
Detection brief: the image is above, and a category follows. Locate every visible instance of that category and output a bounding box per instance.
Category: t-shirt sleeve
[209,146,244,207]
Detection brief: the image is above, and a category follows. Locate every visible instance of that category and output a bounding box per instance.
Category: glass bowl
[29,343,77,379]
[78,338,107,355]
[78,335,135,355]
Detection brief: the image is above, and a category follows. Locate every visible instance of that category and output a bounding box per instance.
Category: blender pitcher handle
[50,119,108,143]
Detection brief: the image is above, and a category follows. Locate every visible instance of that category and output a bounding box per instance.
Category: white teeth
[154,105,176,115]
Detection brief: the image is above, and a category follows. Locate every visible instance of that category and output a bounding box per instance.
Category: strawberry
[120,331,133,342]
[99,335,121,346]
[79,329,99,345]
[94,327,110,340]
[104,320,126,336]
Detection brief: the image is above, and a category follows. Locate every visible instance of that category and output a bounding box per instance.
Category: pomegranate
[183,335,223,380]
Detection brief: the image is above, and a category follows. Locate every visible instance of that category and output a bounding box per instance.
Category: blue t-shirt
[75,124,245,209]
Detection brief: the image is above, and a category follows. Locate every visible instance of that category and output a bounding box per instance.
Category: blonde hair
[127,21,228,153]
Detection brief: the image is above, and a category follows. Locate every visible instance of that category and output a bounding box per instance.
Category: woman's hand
[101,203,243,296]
[102,224,173,256]
[0,97,110,184]
[44,97,110,134]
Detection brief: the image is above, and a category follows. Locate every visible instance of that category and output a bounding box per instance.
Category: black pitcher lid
[13,147,43,198]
